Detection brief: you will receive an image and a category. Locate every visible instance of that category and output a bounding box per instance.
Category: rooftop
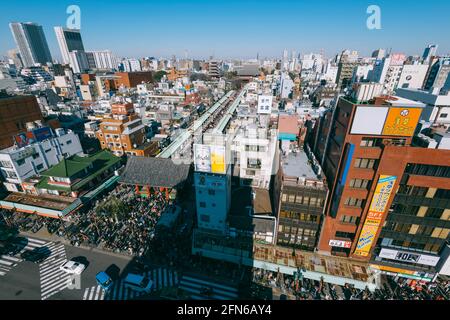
[281,150,318,180]
[119,156,190,188]
[1,192,80,211]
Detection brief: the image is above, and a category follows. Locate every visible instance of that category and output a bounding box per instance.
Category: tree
[153,70,167,82]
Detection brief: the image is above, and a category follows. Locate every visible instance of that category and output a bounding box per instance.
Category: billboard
[350,106,388,135]
[194,144,226,174]
[354,175,397,257]
[350,106,422,137]
[381,107,422,136]
[378,248,440,267]
[14,127,53,148]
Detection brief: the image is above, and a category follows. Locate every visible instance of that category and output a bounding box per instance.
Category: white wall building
[0,128,83,192]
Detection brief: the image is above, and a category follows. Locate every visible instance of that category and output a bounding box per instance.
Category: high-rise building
[54,27,85,65]
[311,90,449,282]
[422,44,438,62]
[88,50,117,70]
[9,22,53,67]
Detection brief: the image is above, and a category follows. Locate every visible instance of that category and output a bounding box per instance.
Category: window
[440,113,448,118]
[354,158,376,169]
[200,214,210,222]
[66,140,72,145]
[247,158,262,169]
[288,194,296,203]
[36,164,44,171]
[340,215,358,224]
[199,202,206,208]
[281,193,287,202]
[335,231,355,239]
[344,197,364,208]
[425,207,444,219]
[360,138,381,147]
[16,159,25,166]
[45,148,51,153]
[32,153,40,159]
[295,195,303,204]
[208,189,215,196]
[349,179,370,189]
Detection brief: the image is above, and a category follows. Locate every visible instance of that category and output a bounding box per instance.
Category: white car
[60,260,86,275]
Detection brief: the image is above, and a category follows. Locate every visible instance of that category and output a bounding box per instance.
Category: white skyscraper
[54,27,85,65]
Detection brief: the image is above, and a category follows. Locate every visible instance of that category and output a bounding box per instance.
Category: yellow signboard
[211,146,225,174]
[354,175,397,257]
[382,107,422,136]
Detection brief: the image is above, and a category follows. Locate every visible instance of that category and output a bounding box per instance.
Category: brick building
[0,95,44,150]
[312,94,449,281]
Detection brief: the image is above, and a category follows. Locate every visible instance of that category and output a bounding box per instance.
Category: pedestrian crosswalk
[82,268,179,300]
[0,255,21,276]
[178,275,239,300]
[39,242,69,300]
[0,237,48,277]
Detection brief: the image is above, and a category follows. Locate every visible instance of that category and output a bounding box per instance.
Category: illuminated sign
[381,107,422,136]
[354,175,397,257]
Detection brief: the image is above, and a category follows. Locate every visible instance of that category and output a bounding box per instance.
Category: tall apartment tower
[54,27,85,64]
[9,22,53,67]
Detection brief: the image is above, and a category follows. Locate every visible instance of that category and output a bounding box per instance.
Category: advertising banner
[354,175,397,257]
[210,146,225,174]
[382,107,422,136]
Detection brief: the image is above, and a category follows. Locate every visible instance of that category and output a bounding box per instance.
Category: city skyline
[1,0,450,61]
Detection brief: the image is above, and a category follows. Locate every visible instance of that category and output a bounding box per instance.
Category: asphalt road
[0,238,133,300]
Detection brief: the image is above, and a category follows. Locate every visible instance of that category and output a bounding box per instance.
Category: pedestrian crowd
[251,267,449,300]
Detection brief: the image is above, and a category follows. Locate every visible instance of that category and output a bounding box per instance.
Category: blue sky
[1,0,449,60]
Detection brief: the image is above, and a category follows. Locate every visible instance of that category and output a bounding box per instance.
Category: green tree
[153,70,167,82]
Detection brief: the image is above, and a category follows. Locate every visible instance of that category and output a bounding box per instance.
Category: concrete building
[95,104,157,157]
[87,50,117,70]
[276,148,328,251]
[0,127,83,192]
[9,22,52,67]
[54,27,85,65]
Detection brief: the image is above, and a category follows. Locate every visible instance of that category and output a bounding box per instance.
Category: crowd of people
[251,267,449,300]
[66,185,169,255]
[0,185,170,256]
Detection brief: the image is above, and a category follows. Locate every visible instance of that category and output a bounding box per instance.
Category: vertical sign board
[330,143,355,218]
[210,145,226,174]
[354,175,397,257]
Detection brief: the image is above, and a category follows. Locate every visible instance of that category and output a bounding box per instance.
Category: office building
[54,27,85,65]
[276,149,328,251]
[9,22,52,67]
[312,91,449,280]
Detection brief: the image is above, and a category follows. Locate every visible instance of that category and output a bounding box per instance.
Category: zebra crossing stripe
[0,255,21,262]
[0,259,14,266]
[88,286,96,300]
[94,285,102,300]
[83,287,90,300]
